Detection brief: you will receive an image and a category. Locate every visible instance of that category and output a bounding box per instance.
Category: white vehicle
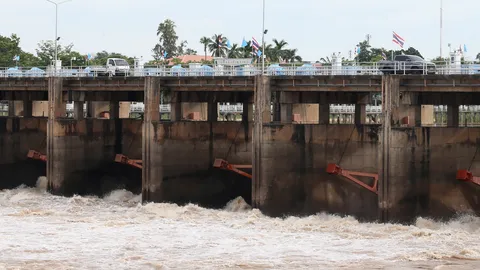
[87,58,130,76]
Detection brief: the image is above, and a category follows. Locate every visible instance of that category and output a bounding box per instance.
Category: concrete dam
[0,74,479,223]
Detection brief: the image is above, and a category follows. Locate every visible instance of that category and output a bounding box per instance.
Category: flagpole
[261,0,266,74]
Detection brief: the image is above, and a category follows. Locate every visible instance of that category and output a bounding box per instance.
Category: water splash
[0,185,478,269]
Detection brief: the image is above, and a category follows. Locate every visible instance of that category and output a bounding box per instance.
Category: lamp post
[45,0,71,71]
[440,0,443,58]
[261,0,266,74]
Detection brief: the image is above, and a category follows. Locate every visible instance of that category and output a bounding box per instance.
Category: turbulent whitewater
[0,177,479,269]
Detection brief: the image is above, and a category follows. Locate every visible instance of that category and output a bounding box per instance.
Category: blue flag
[257,50,262,57]
[163,51,168,58]
[241,38,248,48]
[357,47,361,54]
[227,40,231,49]
[87,53,92,60]
[464,44,467,52]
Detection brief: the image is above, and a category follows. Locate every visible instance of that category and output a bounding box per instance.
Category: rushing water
[0,177,479,270]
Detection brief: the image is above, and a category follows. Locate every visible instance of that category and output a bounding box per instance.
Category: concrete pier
[1,74,479,222]
[142,77,162,202]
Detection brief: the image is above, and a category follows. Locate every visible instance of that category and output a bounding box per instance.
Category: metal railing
[1,61,480,78]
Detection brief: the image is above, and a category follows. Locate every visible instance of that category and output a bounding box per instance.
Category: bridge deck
[0,75,479,93]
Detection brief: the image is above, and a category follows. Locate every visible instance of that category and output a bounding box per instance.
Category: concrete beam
[142,77,163,202]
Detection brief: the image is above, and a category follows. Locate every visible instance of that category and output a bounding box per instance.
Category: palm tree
[283,49,302,63]
[270,39,289,62]
[227,44,242,58]
[240,41,254,58]
[208,34,228,58]
[199,36,211,61]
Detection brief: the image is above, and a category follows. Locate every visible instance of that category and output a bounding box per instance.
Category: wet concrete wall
[48,119,142,196]
[0,117,47,189]
[145,121,252,208]
[384,127,480,222]
[254,124,379,220]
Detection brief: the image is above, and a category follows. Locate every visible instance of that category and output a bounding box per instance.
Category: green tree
[90,51,134,65]
[0,34,22,67]
[153,19,178,60]
[227,44,242,58]
[269,39,289,62]
[283,49,302,63]
[19,51,42,67]
[185,48,197,55]
[240,41,254,58]
[35,40,79,66]
[208,34,228,57]
[177,40,188,55]
[355,40,372,63]
[199,36,210,60]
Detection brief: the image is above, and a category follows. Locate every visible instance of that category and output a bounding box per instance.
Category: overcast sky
[1,0,478,61]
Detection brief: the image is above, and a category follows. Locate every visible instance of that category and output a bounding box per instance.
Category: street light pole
[45,0,71,71]
[440,0,443,58]
[261,0,266,74]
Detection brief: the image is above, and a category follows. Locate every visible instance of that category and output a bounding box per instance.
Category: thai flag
[252,37,260,51]
[392,31,405,48]
[381,51,387,60]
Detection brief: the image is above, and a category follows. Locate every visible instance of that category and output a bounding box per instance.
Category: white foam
[36,176,48,191]
[0,187,479,269]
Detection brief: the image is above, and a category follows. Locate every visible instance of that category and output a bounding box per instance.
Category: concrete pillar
[47,77,65,194]
[447,105,459,127]
[355,104,367,125]
[242,103,254,122]
[119,102,131,119]
[23,99,33,117]
[208,100,218,122]
[319,104,330,125]
[8,101,23,117]
[142,77,163,202]
[278,92,292,123]
[378,76,399,222]
[110,101,119,120]
[280,104,293,123]
[252,75,271,209]
[170,103,182,121]
[47,78,114,196]
[73,101,84,120]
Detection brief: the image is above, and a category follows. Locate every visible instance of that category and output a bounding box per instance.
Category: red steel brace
[326,163,378,194]
[27,150,47,162]
[456,170,480,186]
[213,158,252,179]
[115,154,142,169]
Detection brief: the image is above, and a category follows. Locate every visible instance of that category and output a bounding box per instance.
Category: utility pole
[366,34,371,45]
[440,0,443,58]
[261,0,266,74]
[46,0,71,73]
